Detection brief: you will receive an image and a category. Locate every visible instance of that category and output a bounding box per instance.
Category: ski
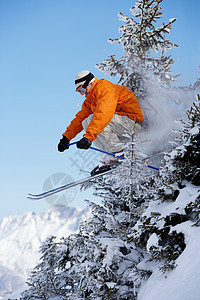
[28,150,160,200]
[27,168,116,200]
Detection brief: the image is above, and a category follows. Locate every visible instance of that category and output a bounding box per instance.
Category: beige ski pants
[82,113,141,153]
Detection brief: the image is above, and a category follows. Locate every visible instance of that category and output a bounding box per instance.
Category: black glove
[76,137,92,150]
[58,136,70,152]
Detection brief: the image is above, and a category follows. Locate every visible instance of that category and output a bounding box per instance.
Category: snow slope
[0,206,89,299]
[138,183,200,300]
[138,224,200,300]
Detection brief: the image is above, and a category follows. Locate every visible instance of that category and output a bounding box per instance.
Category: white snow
[146,233,159,252]
[106,282,116,289]
[143,183,199,219]
[140,78,196,156]
[169,18,177,23]
[138,224,200,300]
[189,126,199,135]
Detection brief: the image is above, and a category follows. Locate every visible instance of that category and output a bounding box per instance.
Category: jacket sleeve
[84,83,119,141]
[63,99,92,141]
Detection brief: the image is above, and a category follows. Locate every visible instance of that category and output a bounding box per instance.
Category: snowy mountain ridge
[0,206,89,299]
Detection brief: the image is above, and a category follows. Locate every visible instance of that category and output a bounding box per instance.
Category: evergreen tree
[21,130,156,299]
[133,95,200,272]
[97,0,178,98]
[22,236,64,299]
[160,94,200,189]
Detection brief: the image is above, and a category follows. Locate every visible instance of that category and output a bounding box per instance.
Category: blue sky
[0,0,200,220]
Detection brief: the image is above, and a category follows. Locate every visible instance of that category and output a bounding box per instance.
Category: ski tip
[28,192,45,198]
[27,194,42,200]
[28,193,36,197]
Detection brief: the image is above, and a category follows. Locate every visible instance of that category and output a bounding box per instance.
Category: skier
[58,70,144,174]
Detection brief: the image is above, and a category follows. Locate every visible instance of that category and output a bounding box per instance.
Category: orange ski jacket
[63,78,144,142]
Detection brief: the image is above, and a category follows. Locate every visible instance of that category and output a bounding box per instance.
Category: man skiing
[58,70,144,173]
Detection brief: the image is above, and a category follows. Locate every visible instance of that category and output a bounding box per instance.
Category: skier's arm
[63,99,92,141]
[84,84,118,141]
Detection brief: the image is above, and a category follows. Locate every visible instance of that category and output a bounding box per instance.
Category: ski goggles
[76,85,86,95]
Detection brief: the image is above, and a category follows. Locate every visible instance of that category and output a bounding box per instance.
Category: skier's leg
[82,114,122,152]
[82,115,119,152]
[102,114,142,152]
[108,114,142,142]
[82,114,142,153]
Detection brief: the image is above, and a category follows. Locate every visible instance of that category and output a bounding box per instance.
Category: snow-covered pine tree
[22,236,64,299]
[92,130,155,227]
[21,130,156,299]
[133,95,200,272]
[163,95,200,187]
[97,0,178,99]
[69,127,158,298]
